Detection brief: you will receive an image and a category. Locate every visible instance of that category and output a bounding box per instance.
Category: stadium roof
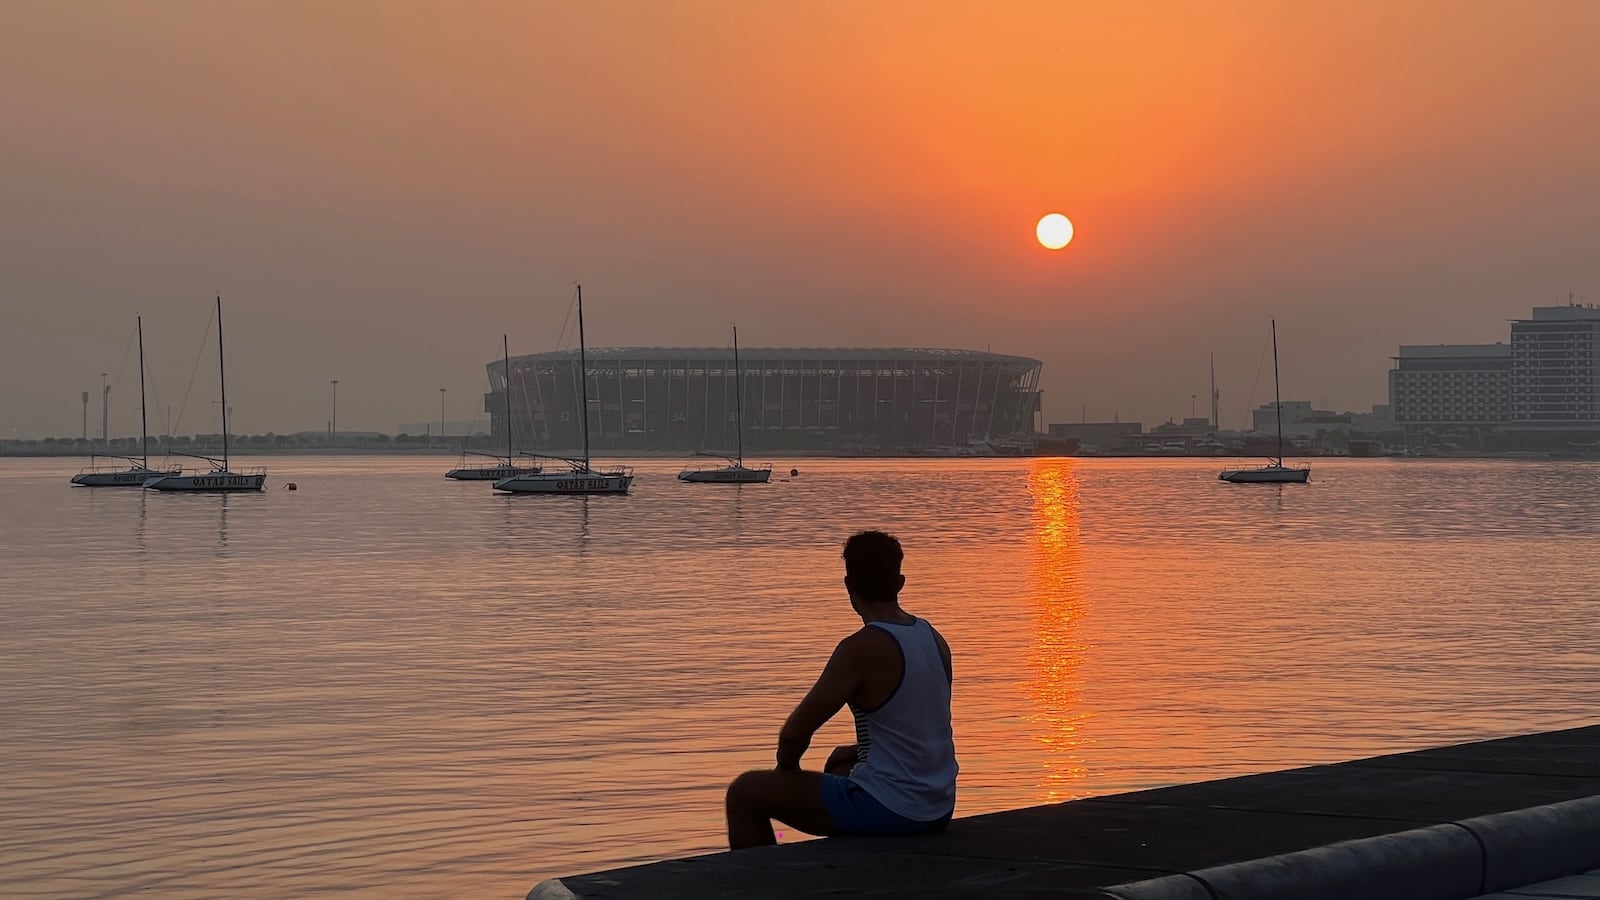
[501,347,1040,365]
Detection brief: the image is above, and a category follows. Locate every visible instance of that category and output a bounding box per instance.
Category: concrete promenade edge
[528,724,1600,899]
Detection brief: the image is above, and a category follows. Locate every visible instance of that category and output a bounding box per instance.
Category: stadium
[484,348,1043,453]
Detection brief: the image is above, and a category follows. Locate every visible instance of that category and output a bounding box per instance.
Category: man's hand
[824,743,860,776]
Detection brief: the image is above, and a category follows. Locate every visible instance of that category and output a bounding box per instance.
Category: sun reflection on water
[1026,459,1091,801]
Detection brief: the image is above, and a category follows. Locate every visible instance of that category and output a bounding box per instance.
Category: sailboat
[1219,319,1310,484]
[143,297,267,492]
[71,316,181,487]
[445,335,542,480]
[493,285,633,495]
[1193,353,1227,455]
[678,326,772,484]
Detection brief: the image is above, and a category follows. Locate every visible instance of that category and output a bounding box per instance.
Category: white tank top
[848,618,958,821]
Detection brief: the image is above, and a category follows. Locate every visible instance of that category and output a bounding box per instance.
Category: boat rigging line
[164,303,217,457]
[1244,332,1269,428]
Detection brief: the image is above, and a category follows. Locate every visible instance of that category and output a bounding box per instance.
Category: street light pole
[101,372,109,449]
[439,387,447,447]
[330,379,338,447]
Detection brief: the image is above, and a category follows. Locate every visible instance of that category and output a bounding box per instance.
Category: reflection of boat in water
[680,326,772,484]
[495,285,634,495]
[447,336,541,480]
[144,297,267,493]
[71,316,181,487]
[1220,319,1310,485]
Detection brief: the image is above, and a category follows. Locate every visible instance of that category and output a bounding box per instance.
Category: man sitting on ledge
[725,530,958,849]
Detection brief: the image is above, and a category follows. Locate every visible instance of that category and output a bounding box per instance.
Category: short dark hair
[843,530,903,603]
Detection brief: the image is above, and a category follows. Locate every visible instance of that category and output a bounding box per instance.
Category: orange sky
[3,1,1598,435]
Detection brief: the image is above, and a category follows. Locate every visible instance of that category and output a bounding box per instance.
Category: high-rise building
[1509,305,1600,429]
[1251,400,1316,433]
[1389,344,1511,427]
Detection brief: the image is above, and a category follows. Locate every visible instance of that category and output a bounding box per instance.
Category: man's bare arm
[775,636,863,770]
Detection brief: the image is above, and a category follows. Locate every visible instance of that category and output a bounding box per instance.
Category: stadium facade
[484,347,1043,453]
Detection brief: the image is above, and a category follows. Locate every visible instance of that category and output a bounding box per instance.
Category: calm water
[4,455,1600,897]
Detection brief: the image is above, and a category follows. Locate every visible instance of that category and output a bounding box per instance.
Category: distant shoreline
[3,447,1595,461]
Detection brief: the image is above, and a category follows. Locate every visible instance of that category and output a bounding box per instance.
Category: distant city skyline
[4,3,1598,438]
[11,303,1590,442]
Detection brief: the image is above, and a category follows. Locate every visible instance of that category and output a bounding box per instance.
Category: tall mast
[1209,352,1218,434]
[503,334,513,464]
[1271,318,1283,465]
[577,284,590,470]
[137,315,149,467]
[217,295,229,471]
[733,325,744,466]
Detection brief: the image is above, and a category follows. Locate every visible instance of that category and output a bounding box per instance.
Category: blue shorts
[820,774,952,836]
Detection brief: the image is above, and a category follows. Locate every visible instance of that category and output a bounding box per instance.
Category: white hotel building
[1388,305,1600,433]
[1509,305,1600,428]
[1389,344,1512,427]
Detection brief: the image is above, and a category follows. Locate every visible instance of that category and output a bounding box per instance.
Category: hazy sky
[4,1,1598,437]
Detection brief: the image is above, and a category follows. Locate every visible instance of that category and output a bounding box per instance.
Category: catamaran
[494,285,633,495]
[1219,319,1311,484]
[445,335,541,480]
[143,297,267,492]
[71,316,181,487]
[679,326,772,484]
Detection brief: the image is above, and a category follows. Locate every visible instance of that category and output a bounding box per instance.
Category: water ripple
[3,456,1600,896]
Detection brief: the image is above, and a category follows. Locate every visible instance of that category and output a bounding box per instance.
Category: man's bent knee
[726,769,767,811]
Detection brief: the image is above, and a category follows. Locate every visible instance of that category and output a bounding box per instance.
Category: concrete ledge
[528,725,1600,898]
[1191,822,1479,900]
[1103,823,1480,900]
[528,878,578,900]
[1104,796,1600,900]
[1099,873,1215,900]
[1457,795,1600,893]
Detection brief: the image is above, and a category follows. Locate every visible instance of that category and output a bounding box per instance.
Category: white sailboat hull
[1219,465,1310,484]
[680,326,770,484]
[151,299,266,494]
[144,471,267,492]
[71,315,168,489]
[497,287,633,495]
[445,466,540,481]
[71,467,179,487]
[678,466,772,484]
[1218,319,1307,485]
[493,471,633,494]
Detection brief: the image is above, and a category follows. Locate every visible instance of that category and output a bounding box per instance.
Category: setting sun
[1036,214,1074,250]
